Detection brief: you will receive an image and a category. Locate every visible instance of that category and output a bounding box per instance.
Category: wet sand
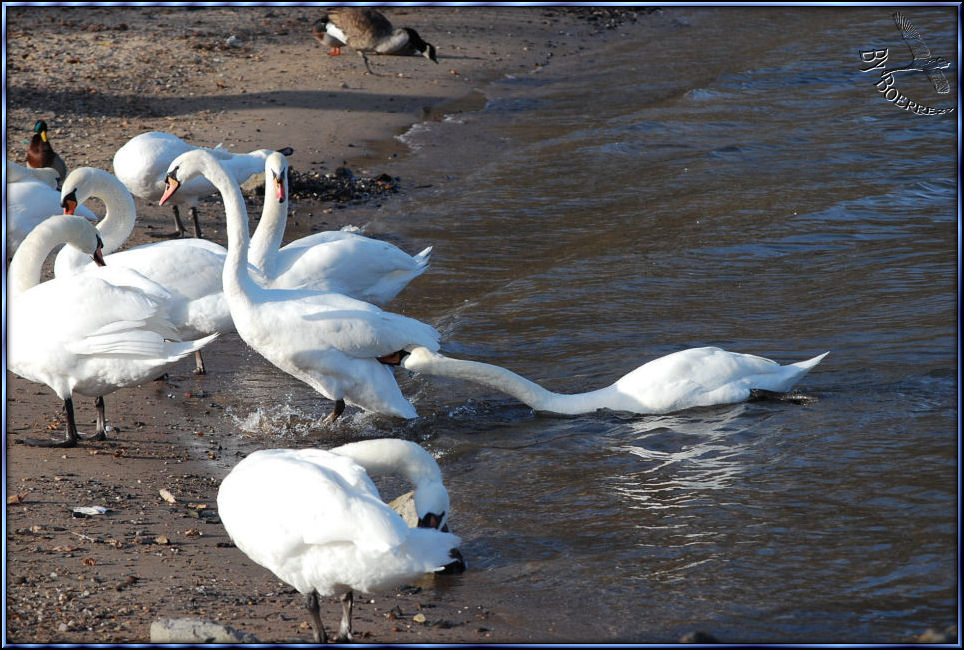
[4,5,646,643]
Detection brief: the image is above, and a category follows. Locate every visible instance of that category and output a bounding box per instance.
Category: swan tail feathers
[413,246,433,267]
[791,351,829,372]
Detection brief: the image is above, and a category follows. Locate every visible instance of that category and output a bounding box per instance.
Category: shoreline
[4,6,649,644]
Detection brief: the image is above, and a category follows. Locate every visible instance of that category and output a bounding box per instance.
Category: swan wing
[270,235,431,302]
[257,290,440,358]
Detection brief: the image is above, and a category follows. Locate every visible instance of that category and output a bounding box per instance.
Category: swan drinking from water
[7,215,217,446]
[216,439,462,642]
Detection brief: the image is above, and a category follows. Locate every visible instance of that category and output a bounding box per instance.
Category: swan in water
[216,439,462,643]
[250,151,432,303]
[399,345,829,416]
[312,8,438,74]
[56,167,232,375]
[162,149,828,421]
[160,149,442,421]
[7,214,217,447]
[27,119,67,185]
[113,131,290,239]
[6,159,97,254]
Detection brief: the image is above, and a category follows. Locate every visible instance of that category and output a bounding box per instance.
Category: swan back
[7,159,58,187]
[113,131,275,205]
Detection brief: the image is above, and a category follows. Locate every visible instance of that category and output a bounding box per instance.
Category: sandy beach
[4,6,646,643]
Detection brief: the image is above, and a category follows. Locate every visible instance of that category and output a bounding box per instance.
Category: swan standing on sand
[113,131,290,239]
[160,149,442,422]
[56,167,232,375]
[7,215,217,447]
[162,150,828,422]
[250,152,432,302]
[27,119,67,185]
[5,160,97,254]
[312,8,438,74]
[216,439,462,643]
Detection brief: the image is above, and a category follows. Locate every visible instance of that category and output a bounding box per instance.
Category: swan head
[403,28,437,63]
[159,151,208,205]
[265,152,288,203]
[60,167,110,215]
[413,480,450,531]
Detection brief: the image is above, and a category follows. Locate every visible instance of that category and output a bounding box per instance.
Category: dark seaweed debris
[287,167,399,203]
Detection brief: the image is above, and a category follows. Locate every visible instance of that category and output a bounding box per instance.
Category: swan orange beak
[62,191,78,215]
[159,172,180,206]
[274,175,286,203]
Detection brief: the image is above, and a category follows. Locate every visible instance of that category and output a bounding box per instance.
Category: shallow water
[224,8,958,642]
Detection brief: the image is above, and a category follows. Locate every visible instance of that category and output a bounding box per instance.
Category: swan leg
[304,591,328,643]
[190,207,202,239]
[20,397,79,448]
[323,399,346,424]
[193,350,207,375]
[748,388,816,404]
[335,591,353,642]
[78,396,108,441]
[150,205,187,239]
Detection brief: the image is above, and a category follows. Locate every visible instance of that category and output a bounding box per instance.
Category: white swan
[55,167,232,375]
[216,439,462,643]
[160,149,441,421]
[7,214,217,447]
[6,159,97,254]
[249,152,432,303]
[400,345,829,415]
[113,131,288,239]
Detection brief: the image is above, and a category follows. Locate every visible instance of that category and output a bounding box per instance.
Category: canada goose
[312,8,438,74]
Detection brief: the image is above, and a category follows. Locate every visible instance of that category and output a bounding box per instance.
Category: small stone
[150,618,260,643]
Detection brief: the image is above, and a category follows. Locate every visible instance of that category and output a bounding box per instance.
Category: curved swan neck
[331,439,442,486]
[176,151,257,297]
[248,159,288,274]
[401,346,615,416]
[10,215,99,296]
[69,168,135,254]
[55,168,135,276]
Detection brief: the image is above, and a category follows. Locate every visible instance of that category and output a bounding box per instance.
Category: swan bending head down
[216,439,462,643]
